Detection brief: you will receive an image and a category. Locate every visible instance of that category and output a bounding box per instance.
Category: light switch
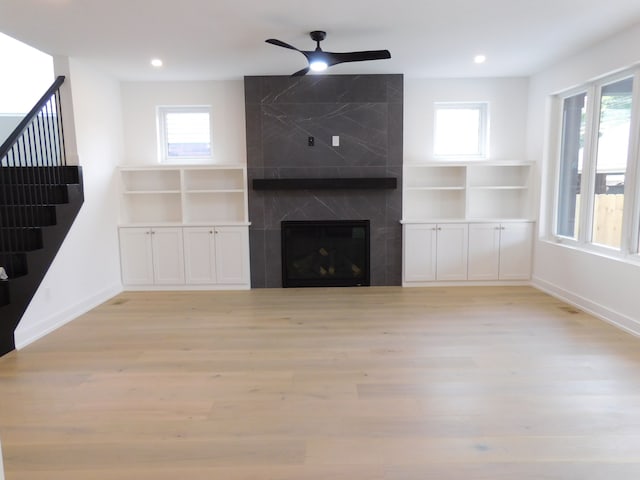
[332,135,340,147]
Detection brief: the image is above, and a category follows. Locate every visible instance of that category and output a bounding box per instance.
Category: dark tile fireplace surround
[245,74,403,288]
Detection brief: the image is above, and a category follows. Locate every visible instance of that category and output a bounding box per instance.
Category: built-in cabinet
[402,161,534,286]
[403,221,533,285]
[467,222,533,281]
[118,166,250,290]
[183,226,249,285]
[119,227,185,285]
[403,224,469,282]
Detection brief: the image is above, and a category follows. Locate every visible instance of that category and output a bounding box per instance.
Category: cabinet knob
[209,230,213,234]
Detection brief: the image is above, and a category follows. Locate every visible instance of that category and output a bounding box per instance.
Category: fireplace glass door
[281,220,370,287]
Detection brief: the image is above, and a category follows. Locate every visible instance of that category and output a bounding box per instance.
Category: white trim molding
[14,283,122,350]
[0,434,5,480]
[532,275,640,337]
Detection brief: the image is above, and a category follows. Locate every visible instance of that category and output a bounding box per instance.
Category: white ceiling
[2,0,640,81]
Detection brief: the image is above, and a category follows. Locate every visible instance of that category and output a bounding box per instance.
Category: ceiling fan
[265,30,391,77]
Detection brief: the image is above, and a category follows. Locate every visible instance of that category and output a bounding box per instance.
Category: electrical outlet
[308,136,315,146]
[332,135,340,147]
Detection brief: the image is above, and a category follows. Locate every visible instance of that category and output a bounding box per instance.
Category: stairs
[0,166,84,355]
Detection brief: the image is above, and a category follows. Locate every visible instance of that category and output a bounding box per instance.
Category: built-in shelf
[401,159,535,286]
[252,177,397,191]
[119,165,249,225]
[403,161,533,221]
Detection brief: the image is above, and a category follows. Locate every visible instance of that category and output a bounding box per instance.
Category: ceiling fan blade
[291,66,310,77]
[265,38,300,51]
[267,32,391,76]
[326,50,391,66]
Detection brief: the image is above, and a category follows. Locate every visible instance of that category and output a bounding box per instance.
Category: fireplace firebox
[281,220,370,288]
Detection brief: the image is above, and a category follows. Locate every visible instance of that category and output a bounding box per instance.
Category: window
[591,78,633,248]
[157,106,212,163]
[556,91,587,240]
[434,102,488,158]
[553,70,640,256]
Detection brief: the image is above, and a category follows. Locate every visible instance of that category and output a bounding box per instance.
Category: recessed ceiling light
[474,54,487,64]
[150,58,163,67]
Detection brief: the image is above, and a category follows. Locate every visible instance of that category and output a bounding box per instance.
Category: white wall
[527,22,640,335]
[0,32,53,115]
[15,58,124,348]
[404,77,529,163]
[121,77,527,167]
[0,115,22,142]
[120,80,246,165]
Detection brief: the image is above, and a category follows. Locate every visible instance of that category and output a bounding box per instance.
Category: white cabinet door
[183,227,217,284]
[436,224,468,281]
[184,226,249,285]
[150,227,185,285]
[403,224,437,282]
[119,228,154,285]
[499,222,533,280]
[402,222,532,285]
[214,226,249,285]
[468,223,501,280]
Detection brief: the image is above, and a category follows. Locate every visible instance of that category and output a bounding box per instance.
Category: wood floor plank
[1,286,640,478]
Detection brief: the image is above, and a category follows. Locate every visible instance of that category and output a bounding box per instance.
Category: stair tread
[1,204,61,208]
[0,227,42,230]
[0,248,43,254]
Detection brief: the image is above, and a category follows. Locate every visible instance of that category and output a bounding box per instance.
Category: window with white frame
[556,91,587,240]
[157,106,212,163]
[434,102,489,159]
[553,69,640,255]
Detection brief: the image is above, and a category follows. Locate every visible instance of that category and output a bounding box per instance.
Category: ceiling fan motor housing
[310,31,327,43]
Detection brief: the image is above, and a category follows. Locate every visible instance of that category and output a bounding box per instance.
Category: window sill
[542,237,640,267]
[159,158,215,166]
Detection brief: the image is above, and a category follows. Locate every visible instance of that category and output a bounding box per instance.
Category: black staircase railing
[0,75,66,287]
[0,75,66,166]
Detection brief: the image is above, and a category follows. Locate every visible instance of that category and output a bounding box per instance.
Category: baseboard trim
[402,280,531,287]
[14,283,123,350]
[0,433,5,480]
[532,276,640,338]
[122,284,250,291]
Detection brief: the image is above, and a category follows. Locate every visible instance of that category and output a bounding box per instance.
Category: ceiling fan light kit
[265,30,391,77]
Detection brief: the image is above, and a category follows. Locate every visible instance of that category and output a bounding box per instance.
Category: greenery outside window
[553,70,640,257]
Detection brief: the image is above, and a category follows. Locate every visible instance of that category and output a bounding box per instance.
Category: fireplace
[245,74,403,287]
[281,220,370,288]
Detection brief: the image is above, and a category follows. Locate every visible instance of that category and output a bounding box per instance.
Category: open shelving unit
[404,165,466,221]
[403,161,533,222]
[119,165,249,226]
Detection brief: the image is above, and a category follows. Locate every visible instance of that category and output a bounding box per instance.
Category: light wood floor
[1,286,640,479]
